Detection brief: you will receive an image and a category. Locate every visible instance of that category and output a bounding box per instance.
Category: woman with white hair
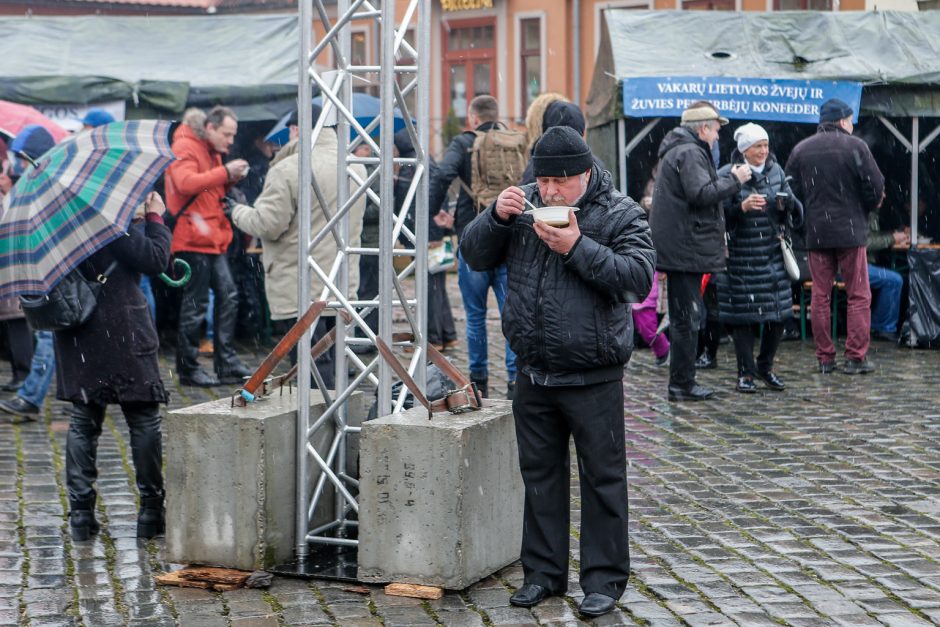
[715,123,803,393]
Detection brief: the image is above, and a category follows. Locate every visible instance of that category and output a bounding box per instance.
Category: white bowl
[918,236,933,245]
[528,206,579,227]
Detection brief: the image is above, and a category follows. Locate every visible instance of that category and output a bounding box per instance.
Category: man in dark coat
[649,103,751,401]
[54,192,172,542]
[461,127,654,618]
[427,95,517,398]
[786,98,885,374]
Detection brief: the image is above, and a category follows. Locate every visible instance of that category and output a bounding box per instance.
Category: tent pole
[911,116,919,247]
[920,122,940,152]
[876,115,912,152]
[618,118,627,194]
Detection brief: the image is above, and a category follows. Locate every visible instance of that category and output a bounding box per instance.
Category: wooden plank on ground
[155,570,212,589]
[178,567,251,586]
[384,583,444,600]
[212,582,243,592]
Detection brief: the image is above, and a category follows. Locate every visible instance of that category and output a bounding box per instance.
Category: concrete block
[165,390,367,571]
[358,400,523,589]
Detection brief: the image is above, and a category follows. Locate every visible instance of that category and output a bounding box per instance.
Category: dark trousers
[271,316,335,390]
[697,282,721,359]
[176,252,240,376]
[730,322,783,377]
[357,253,379,336]
[666,271,703,389]
[3,319,33,379]
[427,271,457,345]
[66,401,163,504]
[513,375,629,599]
[809,247,871,362]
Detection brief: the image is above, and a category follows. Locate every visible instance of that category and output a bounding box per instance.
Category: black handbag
[19,260,118,332]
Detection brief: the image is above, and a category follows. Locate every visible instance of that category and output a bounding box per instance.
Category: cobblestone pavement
[4,272,940,625]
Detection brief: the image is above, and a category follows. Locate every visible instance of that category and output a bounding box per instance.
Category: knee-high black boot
[123,402,166,539]
[66,402,104,541]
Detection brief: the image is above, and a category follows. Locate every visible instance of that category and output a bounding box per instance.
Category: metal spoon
[522,196,539,214]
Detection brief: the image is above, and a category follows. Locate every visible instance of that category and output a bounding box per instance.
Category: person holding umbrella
[0,120,177,541]
[0,126,57,419]
[0,126,55,395]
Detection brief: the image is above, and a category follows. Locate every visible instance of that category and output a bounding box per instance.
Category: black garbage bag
[366,362,456,421]
[905,248,940,348]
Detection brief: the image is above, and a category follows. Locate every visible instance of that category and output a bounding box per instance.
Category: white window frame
[594,0,654,56]
[513,11,546,121]
[349,25,371,70]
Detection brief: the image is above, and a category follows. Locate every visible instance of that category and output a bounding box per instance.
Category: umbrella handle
[158,258,192,288]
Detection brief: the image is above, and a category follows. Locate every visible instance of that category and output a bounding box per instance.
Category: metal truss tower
[294,0,430,559]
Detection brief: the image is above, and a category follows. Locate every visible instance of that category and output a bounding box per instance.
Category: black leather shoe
[694,354,716,369]
[579,593,617,618]
[667,384,715,402]
[844,358,875,375]
[510,583,551,608]
[736,376,758,393]
[756,370,786,391]
[655,352,669,367]
[781,327,801,342]
[0,396,39,418]
[818,360,837,374]
[217,362,253,384]
[179,369,220,387]
[871,330,899,343]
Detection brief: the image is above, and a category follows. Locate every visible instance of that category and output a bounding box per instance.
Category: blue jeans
[206,288,215,339]
[457,250,516,382]
[868,264,903,333]
[140,275,157,321]
[17,331,54,408]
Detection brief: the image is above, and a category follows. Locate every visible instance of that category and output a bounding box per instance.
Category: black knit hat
[531,126,592,178]
[819,98,853,124]
[542,101,586,137]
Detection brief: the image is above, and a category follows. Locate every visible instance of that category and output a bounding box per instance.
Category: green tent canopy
[587,9,940,128]
[0,14,301,120]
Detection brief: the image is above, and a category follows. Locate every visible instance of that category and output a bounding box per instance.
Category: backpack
[464,125,528,212]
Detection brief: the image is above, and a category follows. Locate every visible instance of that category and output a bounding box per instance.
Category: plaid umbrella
[0,120,174,298]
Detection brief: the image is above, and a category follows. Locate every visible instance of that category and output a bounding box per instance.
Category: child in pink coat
[632,271,669,366]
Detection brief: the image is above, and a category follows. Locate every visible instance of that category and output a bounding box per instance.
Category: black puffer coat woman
[54,192,172,542]
[714,123,802,393]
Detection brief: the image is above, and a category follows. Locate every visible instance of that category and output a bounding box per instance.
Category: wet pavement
[3,271,940,625]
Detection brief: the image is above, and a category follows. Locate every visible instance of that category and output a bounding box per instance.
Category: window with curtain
[520,17,542,115]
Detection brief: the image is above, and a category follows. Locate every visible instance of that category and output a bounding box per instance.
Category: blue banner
[621,77,862,124]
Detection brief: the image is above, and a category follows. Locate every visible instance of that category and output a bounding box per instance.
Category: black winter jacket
[714,154,802,326]
[460,166,655,382]
[785,123,884,250]
[649,127,741,273]
[428,122,498,239]
[54,220,172,405]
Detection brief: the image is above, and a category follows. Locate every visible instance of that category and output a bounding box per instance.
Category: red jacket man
[164,106,251,387]
[166,122,236,255]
